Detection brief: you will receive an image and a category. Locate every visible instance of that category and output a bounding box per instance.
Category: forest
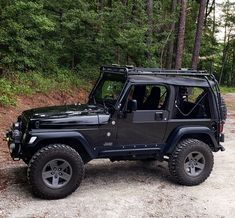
[0,0,234,106]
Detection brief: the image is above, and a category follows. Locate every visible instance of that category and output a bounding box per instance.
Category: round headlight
[13,130,20,137]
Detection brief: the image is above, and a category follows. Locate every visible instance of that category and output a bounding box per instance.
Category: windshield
[91,73,126,107]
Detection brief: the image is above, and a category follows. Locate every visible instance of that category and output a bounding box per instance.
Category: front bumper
[5,126,23,160]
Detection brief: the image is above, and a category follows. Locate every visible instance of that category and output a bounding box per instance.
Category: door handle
[155,112,163,121]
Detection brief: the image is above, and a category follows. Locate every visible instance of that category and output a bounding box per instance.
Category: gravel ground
[0,94,235,218]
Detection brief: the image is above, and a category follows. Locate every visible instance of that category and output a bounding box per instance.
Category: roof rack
[100,66,211,77]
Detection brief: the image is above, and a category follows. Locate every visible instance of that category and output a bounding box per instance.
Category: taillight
[219,123,224,133]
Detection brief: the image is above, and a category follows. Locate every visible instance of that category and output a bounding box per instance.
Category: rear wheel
[27,144,84,199]
[169,138,214,186]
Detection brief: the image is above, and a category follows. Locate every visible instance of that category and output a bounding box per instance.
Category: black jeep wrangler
[6,66,226,199]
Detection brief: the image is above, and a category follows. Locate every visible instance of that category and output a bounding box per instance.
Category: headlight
[13,122,21,130]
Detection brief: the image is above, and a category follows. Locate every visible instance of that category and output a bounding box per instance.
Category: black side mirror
[130,99,137,112]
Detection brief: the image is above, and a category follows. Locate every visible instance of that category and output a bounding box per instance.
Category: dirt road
[0,94,235,218]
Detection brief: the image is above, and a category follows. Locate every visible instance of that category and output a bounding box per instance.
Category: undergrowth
[0,70,93,106]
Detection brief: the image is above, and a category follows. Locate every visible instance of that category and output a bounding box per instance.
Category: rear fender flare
[164,126,219,154]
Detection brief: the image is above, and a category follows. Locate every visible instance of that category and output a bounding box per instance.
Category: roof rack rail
[100,65,211,77]
[100,66,129,74]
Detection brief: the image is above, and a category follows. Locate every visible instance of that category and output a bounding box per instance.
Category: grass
[0,70,93,106]
[220,86,235,94]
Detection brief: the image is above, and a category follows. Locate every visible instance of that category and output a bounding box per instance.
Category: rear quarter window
[174,86,211,119]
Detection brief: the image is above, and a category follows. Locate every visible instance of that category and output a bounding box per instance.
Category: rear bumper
[220,133,225,142]
[218,133,225,151]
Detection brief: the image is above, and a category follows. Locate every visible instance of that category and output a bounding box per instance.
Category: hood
[23,104,106,119]
[21,104,110,129]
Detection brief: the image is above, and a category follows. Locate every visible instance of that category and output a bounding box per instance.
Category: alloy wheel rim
[42,159,72,189]
[184,151,205,177]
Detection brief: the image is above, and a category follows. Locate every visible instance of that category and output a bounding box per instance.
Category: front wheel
[168,139,214,186]
[27,144,84,199]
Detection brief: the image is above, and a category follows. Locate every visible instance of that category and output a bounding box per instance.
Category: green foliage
[0,0,234,107]
[220,86,235,94]
[0,0,177,74]
[0,78,17,106]
[0,1,56,71]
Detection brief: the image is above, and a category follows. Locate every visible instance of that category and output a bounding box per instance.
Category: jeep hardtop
[5,66,226,199]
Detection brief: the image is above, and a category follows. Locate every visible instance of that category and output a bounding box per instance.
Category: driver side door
[117,84,169,146]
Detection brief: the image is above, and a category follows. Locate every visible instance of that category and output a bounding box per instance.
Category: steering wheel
[104,94,114,100]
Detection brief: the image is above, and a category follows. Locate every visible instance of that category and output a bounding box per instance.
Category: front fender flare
[27,130,96,159]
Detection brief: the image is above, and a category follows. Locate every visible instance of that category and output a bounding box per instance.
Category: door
[117,84,169,145]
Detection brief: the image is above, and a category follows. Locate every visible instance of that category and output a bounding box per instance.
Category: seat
[143,87,161,110]
[132,85,146,109]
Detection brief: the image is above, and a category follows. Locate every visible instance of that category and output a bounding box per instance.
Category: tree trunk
[98,0,104,10]
[204,0,215,25]
[219,29,231,85]
[175,0,187,69]
[59,9,63,30]
[166,0,177,69]
[232,45,235,86]
[108,0,112,8]
[212,0,215,37]
[191,0,207,70]
[116,46,120,64]
[146,0,153,62]
[122,0,128,5]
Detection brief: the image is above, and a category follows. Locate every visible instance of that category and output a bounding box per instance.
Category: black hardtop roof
[100,65,215,87]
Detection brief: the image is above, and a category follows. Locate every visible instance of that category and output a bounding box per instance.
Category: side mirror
[130,99,137,112]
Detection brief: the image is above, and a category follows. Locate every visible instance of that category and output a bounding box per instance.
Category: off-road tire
[169,138,214,186]
[27,144,84,199]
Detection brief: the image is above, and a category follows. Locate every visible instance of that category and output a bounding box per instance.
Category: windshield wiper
[102,99,108,111]
[93,96,97,105]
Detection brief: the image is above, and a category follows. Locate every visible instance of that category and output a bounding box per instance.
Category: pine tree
[175,0,187,69]
[192,0,207,69]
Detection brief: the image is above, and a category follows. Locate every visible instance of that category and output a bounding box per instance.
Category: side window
[174,86,211,119]
[127,84,168,110]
